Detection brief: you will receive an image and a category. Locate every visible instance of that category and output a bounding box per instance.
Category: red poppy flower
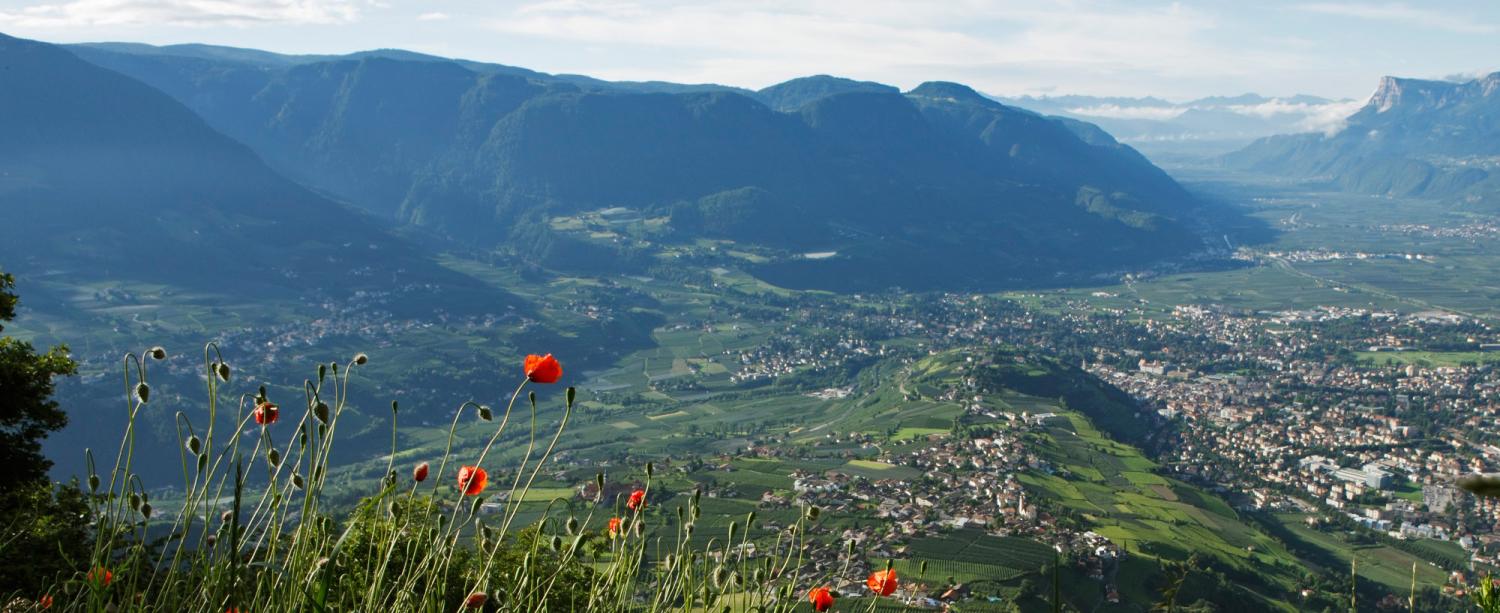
[413,462,429,483]
[457,466,488,496]
[607,517,623,538]
[867,569,898,596]
[38,595,53,609]
[626,489,646,511]
[523,354,562,383]
[253,401,279,426]
[808,586,835,612]
[464,591,487,609]
[87,567,112,586]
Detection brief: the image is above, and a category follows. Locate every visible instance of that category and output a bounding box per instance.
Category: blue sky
[1,0,1496,101]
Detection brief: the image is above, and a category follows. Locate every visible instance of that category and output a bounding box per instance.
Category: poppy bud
[806,505,820,521]
[314,402,330,424]
[633,520,644,537]
[317,364,327,382]
[353,353,368,365]
[222,510,233,523]
[646,462,654,478]
[216,362,231,381]
[847,539,856,554]
[676,506,685,522]
[292,474,305,490]
[413,462,429,483]
[693,488,702,505]
[693,505,701,520]
[550,535,562,552]
[566,517,579,535]
[566,386,576,407]
[920,560,928,575]
[186,435,202,455]
[149,346,167,360]
[464,592,487,609]
[477,406,493,421]
[129,493,141,510]
[390,400,398,415]
[197,453,208,473]
[267,448,281,467]
[728,521,737,542]
[89,474,100,492]
[685,524,695,537]
[140,503,152,519]
[746,511,756,527]
[135,383,151,404]
[732,571,743,587]
[205,534,217,547]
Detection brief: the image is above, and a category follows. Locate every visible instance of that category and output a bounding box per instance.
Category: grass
[1355,351,1500,367]
[1270,513,1449,594]
[37,347,854,613]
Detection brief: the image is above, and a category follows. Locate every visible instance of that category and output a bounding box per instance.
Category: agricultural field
[1268,513,1450,594]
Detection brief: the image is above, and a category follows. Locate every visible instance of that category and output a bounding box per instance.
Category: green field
[1355,350,1500,367]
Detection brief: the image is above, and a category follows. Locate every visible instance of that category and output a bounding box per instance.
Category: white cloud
[0,0,360,28]
[1297,2,1499,34]
[483,0,1311,96]
[1224,98,1366,135]
[416,11,448,21]
[1065,104,1187,121]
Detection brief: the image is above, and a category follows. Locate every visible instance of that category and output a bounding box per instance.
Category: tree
[0,271,77,492]
[0,270,86,595]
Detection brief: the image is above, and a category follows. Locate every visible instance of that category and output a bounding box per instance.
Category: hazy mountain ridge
[66,41,1222,291]
[1000,91,1360,158]
[1224,72,1500,206]
[0,32,532,324]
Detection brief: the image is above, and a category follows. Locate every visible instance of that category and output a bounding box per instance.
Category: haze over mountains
[58,40,1223,291]
[0,33,499,304]
[1226,72,1500,209]
[999,93,1361,159]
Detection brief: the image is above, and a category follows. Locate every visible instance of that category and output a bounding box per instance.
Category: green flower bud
[140,502,152,519]
[314,402,330,424]
[149,346,167,360]
[477,406,493,421]
[88,474,100,492]
[267,448,281,467]
[353,353,368,365]
[292,474,305,489]
[216,362,231,381]
[186,435,202,455]
[135,383,150,404]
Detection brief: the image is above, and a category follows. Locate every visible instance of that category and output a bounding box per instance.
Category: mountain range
[1224,72,1500,208]
[58,40,1221,291]
[999,92,1360,160]
[0,33,505,306]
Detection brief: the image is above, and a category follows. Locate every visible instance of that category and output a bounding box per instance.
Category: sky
[1,0,1498,102]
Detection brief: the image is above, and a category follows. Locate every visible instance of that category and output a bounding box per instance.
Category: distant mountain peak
[1367,75,1460,113]
[906,81,994,106]
[756,75,897,111]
